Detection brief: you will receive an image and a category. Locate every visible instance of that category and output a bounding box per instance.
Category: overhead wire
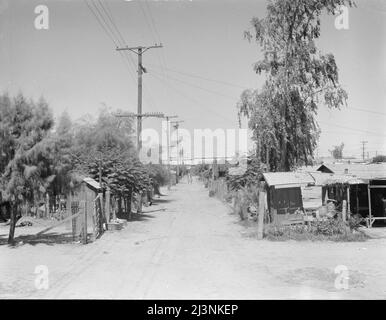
[149,68,239,101]
[147,63,249,90]
[149,72,238,124]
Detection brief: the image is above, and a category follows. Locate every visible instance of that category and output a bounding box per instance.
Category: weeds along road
[2,178,386,299]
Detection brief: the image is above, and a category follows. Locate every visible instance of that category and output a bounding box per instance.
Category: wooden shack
[68,177,103,237]
[312,165,386,227]
[72,177,102,201]
[262,172,315,217]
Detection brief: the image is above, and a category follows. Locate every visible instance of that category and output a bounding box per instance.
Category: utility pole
[361,141,368,161]
[164,115,178,190]
[171,120,184,184]
[116,44,163,152]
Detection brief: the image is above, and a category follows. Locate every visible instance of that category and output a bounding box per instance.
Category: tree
[226,156,264,191]
[0,93,55,244]
[330,142,344,159]
[70,108,151,217]
[239,0,354,171]
[372,155,386,163]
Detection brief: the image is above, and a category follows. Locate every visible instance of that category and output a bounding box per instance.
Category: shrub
[312,219,348,236]
[262,218,368,242]
[348,214,364,230]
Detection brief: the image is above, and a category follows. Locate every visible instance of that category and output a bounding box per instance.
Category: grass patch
[244,218,369,242]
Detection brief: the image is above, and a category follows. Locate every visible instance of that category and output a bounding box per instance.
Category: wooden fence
[35,194,105,244]
[207,178,267,239]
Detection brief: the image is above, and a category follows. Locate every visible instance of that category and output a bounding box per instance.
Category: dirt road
[1,179,386,299]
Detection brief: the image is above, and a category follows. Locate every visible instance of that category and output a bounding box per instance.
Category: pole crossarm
[171,120,184,128]
[115,112,165,119]
[116,44,163,54]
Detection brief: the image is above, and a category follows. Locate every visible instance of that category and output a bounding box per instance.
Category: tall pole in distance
[167,117,171,189]
[164,115,177,190]
[137,47,143,151]
[175,124,179,183]
[171,120,184,184]
[116,44,163,152]
[361,141,368,161]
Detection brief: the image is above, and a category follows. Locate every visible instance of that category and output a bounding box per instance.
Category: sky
[0,0,385,160]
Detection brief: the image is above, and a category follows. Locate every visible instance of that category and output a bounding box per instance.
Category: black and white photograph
[0,0,386,302]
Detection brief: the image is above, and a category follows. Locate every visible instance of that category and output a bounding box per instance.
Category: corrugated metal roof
[263,172,314,187]
[316,163,386,180]
[308,172,365,186]
[83,177,101,190]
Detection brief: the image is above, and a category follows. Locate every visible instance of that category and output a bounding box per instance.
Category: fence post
[105,187,111,223]
[91,200,97,242]
[83,199,88,245]
[257,187,266,240]
[45,193,50,218]
[67,196,75,240]
[342,199,347,222]
[346,186,351,218]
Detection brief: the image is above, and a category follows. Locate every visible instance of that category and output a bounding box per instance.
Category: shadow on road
[151,198,173,204]
[0,232,77,246]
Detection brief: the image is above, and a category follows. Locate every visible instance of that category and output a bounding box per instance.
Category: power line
[90,0,121,46]
[319,121,386,137]
[149,72,237,124]
[98,0,161,113]
[137,1,169,91]
[149,68,238,101]
[98,0,126,45]
[150,64,385,118]
[84,0,138,87]
[84,0,119,47]
[100,2,158,111]
[349,106,386,117]
[147,63,248,89]
[144,1,162,45]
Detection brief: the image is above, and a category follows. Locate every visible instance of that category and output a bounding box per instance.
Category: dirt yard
[1,179,386,299]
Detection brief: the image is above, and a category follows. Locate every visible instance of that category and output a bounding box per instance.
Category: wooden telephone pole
[361,140,368,161]
[116,44,163,151]
[171,120,184,183]
[164,115,178,190]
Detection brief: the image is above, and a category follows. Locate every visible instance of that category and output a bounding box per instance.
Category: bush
[312,219,348,236]
[348,214,364,230]
[146,164,170,186]
[262,218,368,242]
[372,155,386,163]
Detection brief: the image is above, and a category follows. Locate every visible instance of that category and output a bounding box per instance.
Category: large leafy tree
[239,0,354,171]
[330,142,345,159]
[71,108,152,217]
[0,94,55,243]
[372,155,386,163]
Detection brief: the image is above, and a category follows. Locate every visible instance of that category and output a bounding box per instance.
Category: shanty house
[313,163,386,226]
[73,177,102,200]
[262,172,315,216]
[71,177,102,222]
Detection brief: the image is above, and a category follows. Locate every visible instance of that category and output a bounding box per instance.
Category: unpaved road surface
[1,179,386,299]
